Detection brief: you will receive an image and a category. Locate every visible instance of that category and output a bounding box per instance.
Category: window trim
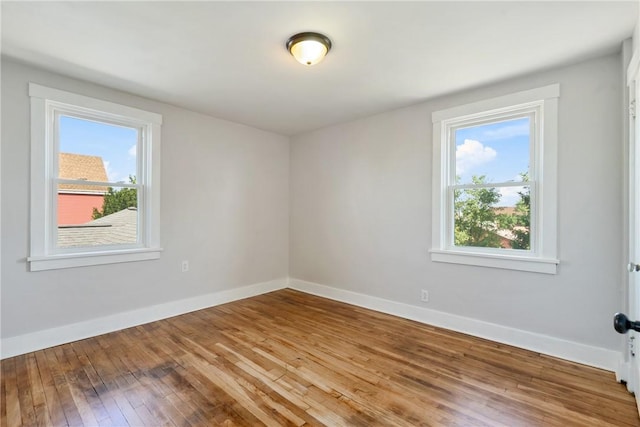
[28,83,163,271]
[430,84,559,274]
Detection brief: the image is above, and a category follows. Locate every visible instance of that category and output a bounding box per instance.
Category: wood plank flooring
[1,289,638,426]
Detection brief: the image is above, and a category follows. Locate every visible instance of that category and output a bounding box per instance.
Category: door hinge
[630,100,636,119]
[630,335,636,357]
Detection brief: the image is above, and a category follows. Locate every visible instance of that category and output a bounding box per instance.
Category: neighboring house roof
[59,152,109,193]
[495,229,516,241]
[57,207,137,247]
[495,226,528,242]
[493,206,517,216]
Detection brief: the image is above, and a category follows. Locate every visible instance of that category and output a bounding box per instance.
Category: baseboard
[617,358,632,388]
[289,278,621,371]
[2,276,623,371]
[1,278,287,359]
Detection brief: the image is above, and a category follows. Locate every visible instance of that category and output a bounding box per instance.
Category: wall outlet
[181,260,189,272]
[421,289,429,302]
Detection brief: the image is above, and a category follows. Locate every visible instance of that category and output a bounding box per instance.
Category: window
[431,85,559,274]
[29,83,162,271]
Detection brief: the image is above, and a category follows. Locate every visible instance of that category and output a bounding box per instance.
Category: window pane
[455,116,530,185]
[57,184,138,248]
[58,115,138,184]
[454,185,530,250]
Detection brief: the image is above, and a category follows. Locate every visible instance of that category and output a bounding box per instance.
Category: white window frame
[28,83,162,271]
[430,84,559,274]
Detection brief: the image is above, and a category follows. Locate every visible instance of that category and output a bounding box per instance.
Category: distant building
[492,206,527,249]
[493,206,517,216]
[58,153,109,225]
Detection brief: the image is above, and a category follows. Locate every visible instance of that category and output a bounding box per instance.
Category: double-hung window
[29,83,162,271]
[431,84,559,274]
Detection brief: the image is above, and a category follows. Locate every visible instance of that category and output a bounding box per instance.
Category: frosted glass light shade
[286,32,332,66]
[290,40,328,65]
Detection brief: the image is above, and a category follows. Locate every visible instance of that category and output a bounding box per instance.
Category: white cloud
[456,139,496,175]
[499,186,522,207]
[103,160,119,182]
[128,144,137,157]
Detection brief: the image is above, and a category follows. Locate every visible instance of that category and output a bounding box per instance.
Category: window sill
[28,247,163,271]
[430,249,558,274]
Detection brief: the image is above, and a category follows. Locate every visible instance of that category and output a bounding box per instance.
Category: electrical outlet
[181,260,189,272]
[421,289,429,302]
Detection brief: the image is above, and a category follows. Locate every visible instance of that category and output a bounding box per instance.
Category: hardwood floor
[1,289,638,426]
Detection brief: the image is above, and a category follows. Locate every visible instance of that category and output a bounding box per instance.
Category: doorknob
[628,263,640,272]
[614,313,640,334]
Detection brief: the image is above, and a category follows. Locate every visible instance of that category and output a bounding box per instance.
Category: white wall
[1,58,290,340]
[290,53,624,352]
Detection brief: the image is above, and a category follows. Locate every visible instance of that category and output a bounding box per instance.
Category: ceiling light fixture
[286,32,332,66]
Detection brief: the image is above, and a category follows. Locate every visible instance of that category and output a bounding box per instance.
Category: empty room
[3,1,640,426]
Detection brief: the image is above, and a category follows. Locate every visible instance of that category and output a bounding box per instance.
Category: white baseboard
[617,358,632,388]
[2,276,623,372]
[289,278,621,371]
[1,278,287,359]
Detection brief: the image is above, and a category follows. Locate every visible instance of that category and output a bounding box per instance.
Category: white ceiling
[2,1,637,136]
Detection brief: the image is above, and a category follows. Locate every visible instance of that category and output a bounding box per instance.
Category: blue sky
[455,116,530,206]
[59,115,137,183]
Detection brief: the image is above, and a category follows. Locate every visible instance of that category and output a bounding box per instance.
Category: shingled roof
[59,152,109,193]
[57,207,138,248]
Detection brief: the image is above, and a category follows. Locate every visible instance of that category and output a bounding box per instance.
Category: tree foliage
[511,173,530,250]
[454,175,501,247]
[453,174,530,250]
[92,176,137,219]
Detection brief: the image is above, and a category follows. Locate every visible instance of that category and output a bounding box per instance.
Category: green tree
[511,173,530,250]
[453,173,531,250]
[454,175,502,248]
[92,175,137,219]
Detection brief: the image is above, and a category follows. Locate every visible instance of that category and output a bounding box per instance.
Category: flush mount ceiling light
[286,32,332,66]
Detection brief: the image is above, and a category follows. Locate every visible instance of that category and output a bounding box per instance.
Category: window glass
[58,115,137,183]
[451,115,532,251]
[454,116,530,185]
[454,185,530,250]
[56,185,138,248]
[56,115,140,248]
